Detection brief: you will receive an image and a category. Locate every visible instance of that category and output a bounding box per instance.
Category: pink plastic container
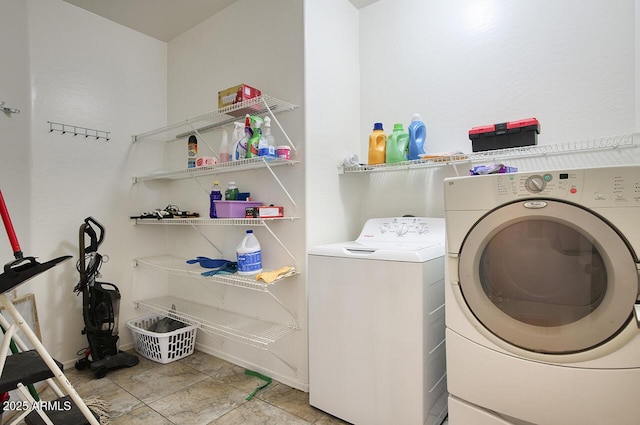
[213,201,262,218]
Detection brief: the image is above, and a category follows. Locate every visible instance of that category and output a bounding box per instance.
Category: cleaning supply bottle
[386,123,410,163]
[236,230,262,275]
[231,121,244,161]
[368,122,386,165]
[225,181,239,200]
[209,181,222,218]
[219,129,231,163]
[235,115,252,160]
[263,116,277,158]
[246,116,263,158]
[257,118,271,157]
[408,114,426,160]
[187,135,198,168]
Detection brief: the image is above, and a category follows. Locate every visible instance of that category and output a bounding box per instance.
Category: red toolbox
[468,118,540,152]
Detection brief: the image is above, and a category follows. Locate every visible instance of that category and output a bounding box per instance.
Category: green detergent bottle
[386,123,409,163]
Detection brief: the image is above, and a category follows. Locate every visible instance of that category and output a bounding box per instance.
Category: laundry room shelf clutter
[129,94,301,371]
[341,133,639,175]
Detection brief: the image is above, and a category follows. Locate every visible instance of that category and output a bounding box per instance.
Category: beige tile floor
[27,350,350,425]
[15,349,449,424]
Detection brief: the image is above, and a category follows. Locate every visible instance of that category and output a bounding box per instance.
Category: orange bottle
[368,122,386,165]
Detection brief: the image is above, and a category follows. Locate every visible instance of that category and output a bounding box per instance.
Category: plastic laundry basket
[127,314,197,364]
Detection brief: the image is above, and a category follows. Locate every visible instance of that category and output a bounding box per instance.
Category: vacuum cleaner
[74,217,138,378]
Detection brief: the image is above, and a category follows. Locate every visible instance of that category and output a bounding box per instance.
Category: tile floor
[26,350,349,425]
[18,349,449,424]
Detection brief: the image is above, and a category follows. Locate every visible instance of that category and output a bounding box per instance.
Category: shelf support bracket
[266,291,298,325]
[261,157,297,207]
[262,97,297,152]
[189,223,224,257]
[261,220,297,265]
[268,347,298,373]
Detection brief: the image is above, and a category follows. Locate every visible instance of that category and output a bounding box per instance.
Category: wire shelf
[132,95,298,144]
[133,157,298,183]
[341,133,639,173]
[134,255,296,291]
[132,216,299,226]
[135,295,298,349]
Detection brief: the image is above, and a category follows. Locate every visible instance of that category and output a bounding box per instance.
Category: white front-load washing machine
[308,217,448,425]
[444,165,640,425]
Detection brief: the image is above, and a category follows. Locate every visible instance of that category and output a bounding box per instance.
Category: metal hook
[0,102,20,115]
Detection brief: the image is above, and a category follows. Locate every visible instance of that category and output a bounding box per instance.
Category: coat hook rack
[1,102,20,115]
[47,121,110,141]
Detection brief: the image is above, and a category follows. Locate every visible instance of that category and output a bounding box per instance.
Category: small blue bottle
[209,181,222,218]
[408,114,426,160]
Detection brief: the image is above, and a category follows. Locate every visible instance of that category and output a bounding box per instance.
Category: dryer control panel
[494,166,640,206]
[495,171,582,200]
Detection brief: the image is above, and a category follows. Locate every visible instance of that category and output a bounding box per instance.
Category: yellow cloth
[256,266,295,284]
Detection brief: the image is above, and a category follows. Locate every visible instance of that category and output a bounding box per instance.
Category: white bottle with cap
[236,230,262,275]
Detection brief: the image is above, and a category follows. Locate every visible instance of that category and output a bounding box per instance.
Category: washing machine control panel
[357,217,445,243]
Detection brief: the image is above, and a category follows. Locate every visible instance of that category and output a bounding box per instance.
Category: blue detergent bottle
[209,181,222,218]
[408,114,426,160]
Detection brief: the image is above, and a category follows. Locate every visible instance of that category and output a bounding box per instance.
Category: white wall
[0,0,31,262]
[19,0,167,364]
[304,0,363,245]
[355,0,638,220]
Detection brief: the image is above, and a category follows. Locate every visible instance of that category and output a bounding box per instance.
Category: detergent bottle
[209,181,222,218]
[225,181,239,200]
[386,123,409,163]
[219,129,231,163]
[231,121,244,161]
[235,115,252,160]
[246,116,262,158]
[236,230,262,275]
[368,122,386,165]
[408,114,426,160]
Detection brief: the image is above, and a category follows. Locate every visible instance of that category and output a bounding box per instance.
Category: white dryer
[308,217,447,425]
[444,165,640,425]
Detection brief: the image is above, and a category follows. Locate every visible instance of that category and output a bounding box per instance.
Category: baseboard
[194,341,309,393]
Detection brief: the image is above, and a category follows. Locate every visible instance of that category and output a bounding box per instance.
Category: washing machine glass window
[459,199,638,354]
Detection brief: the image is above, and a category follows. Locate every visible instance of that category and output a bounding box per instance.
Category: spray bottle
[235,115,252,160]
[246,116,263,158]
[263,116,276,158]
[219,129,231,163]
[231,121,244,161]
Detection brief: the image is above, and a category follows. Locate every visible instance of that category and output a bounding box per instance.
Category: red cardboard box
[245,206,284,219]
[218,84,262,116]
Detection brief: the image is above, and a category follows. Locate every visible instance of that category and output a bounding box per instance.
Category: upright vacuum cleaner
[74,217,138,378]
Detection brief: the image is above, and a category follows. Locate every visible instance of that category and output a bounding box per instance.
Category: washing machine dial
[525,175,546,193]
[395,223,408,236]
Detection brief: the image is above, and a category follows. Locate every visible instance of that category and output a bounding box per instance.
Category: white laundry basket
[127,314,197,364]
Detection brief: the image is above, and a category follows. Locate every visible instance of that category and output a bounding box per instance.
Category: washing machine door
[458,199,639,354]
